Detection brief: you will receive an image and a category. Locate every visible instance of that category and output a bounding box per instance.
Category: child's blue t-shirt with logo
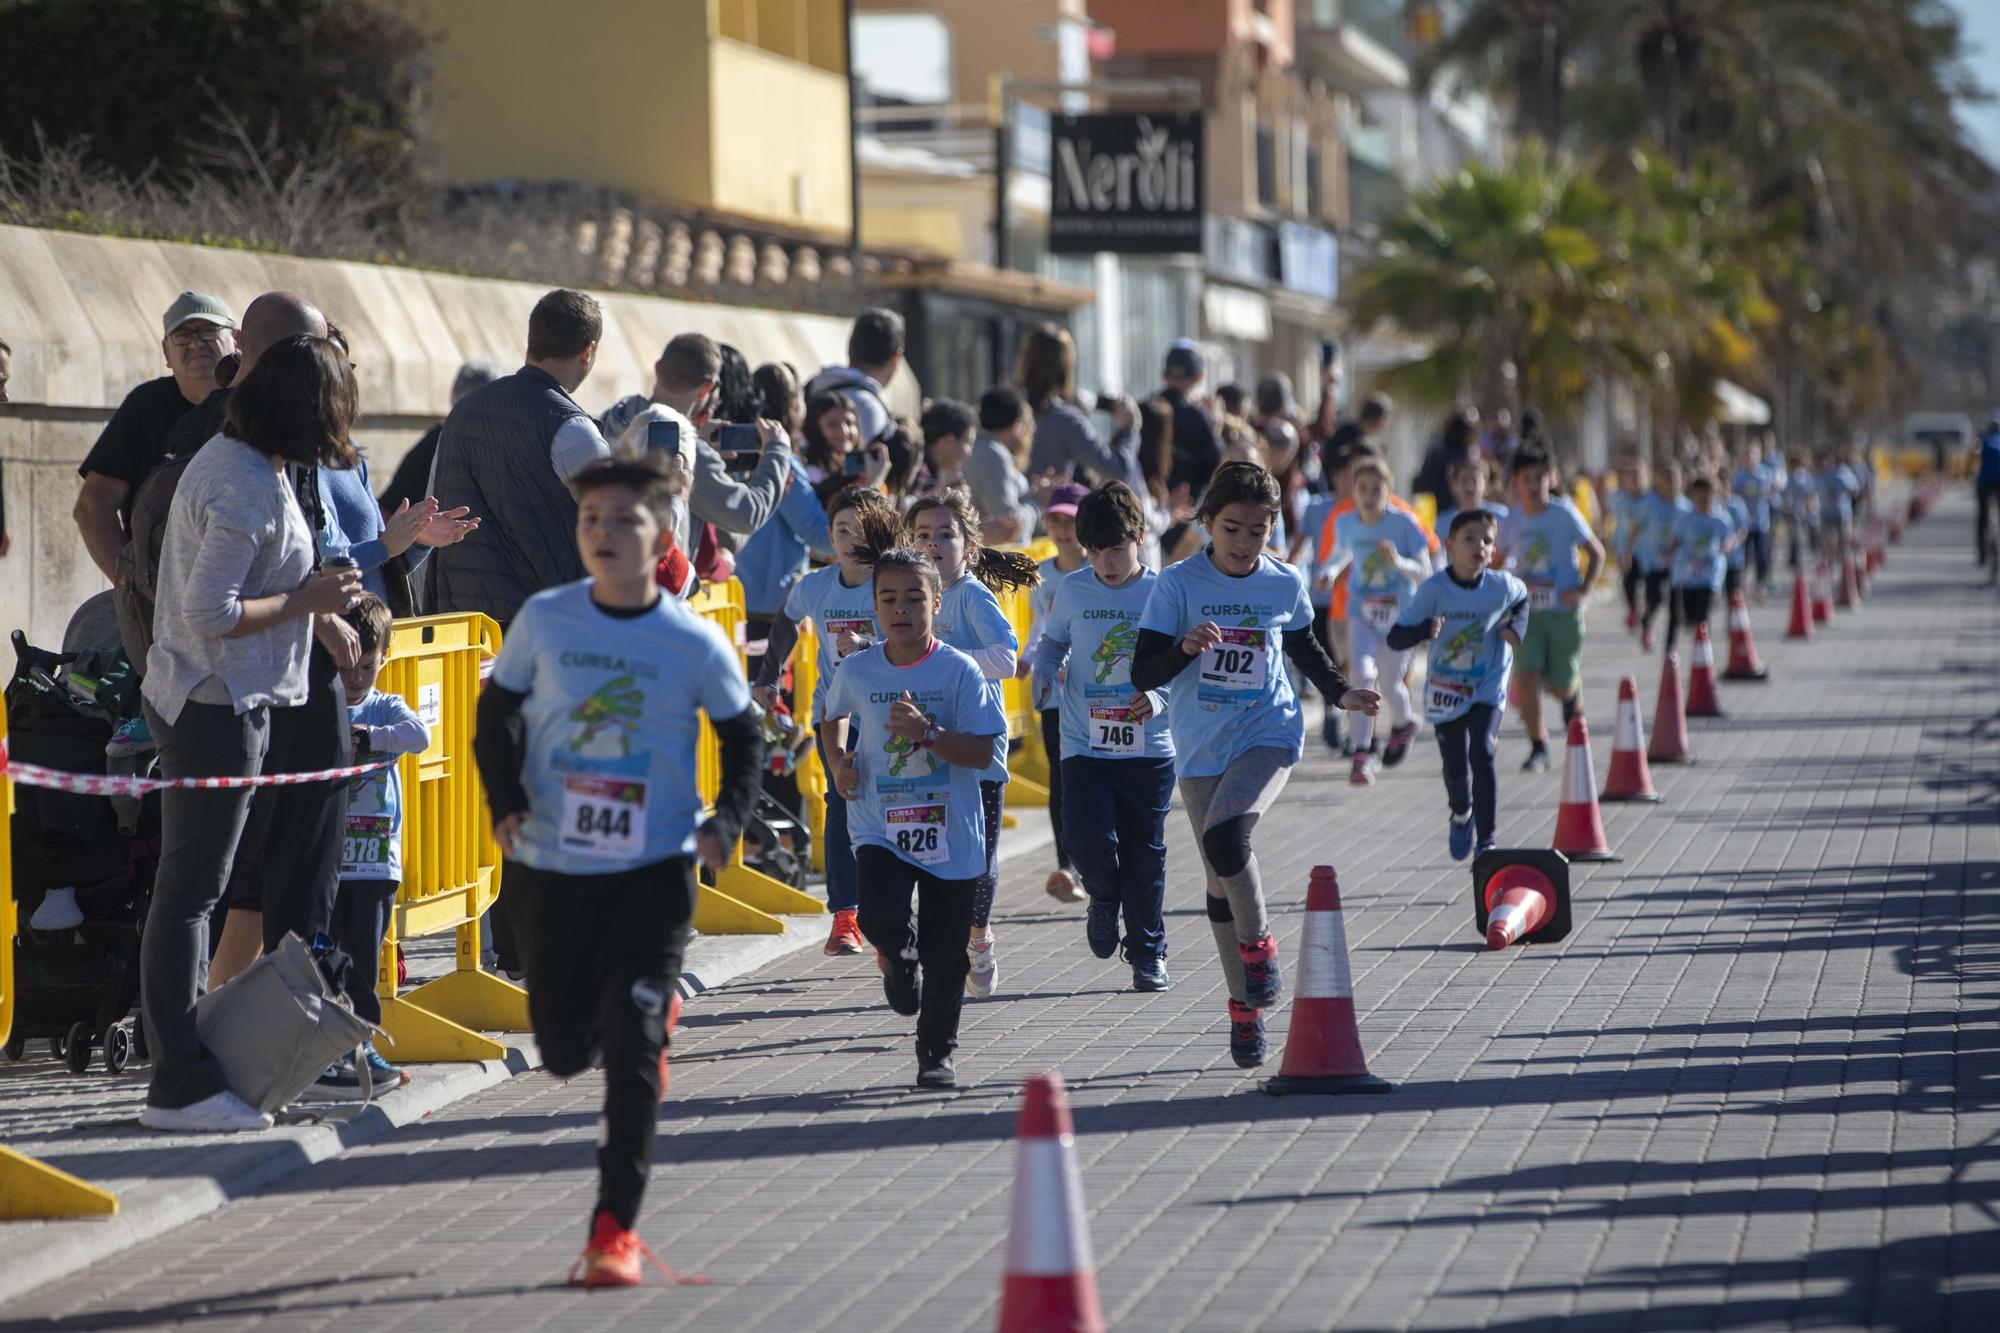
[1329,508,1431,633]
[1498,498,1594,612]
[1634,493,1691,573]
[1138,550,1316,777]
[1398,568,1529,724]
[1724,495,1751,570]
[821,640,1009,881]
[1032,566,1174,763]
[1732,467,1772,531]
[339,688,427,882]
[488,582,751,875]
[1669,509,1734,590]
[782,563,878,723]
[935,573,1018,783]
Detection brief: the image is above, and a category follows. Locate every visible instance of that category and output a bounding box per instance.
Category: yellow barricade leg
[0,1145,120,1219]
[718,847,825,916]
[376,995,508,1063]
[1006,772,1052,809]
[694,883,785,934]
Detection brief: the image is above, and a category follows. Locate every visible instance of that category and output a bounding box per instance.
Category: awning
[1715,379,1771,426]
[1202,285,1272,342]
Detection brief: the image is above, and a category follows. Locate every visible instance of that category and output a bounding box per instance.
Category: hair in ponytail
[904,486,1041,594]
[827,484,904,558]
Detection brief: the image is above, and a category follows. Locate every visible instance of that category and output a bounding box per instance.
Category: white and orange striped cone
[1470,849,1573,949]
[1551,717,1620,862]
[1260,866,1391,1096]
[1836,549,1860,610]
[1600,675,1661,803]
[1648,651,1692,764]
[1685,621,1723,718]
[1811,562,1834,625]
[1722,589,1768,682]
[999,1072,1105,1333]
[1784,569,1814,641]
[1855,542,1872,598]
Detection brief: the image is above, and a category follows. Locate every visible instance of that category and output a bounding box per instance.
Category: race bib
[1426,678,1475,723]
[1527,581,1558,611]
[823,617,871,657]
[341,813,393,876]
[1362,596,1399,631]
[561,775,647,861]
[1198,628,1267,695]
[1088,705,1143,756]
[885,801,949,867]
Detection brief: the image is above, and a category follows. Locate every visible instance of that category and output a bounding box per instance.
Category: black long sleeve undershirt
[1385,621,1430,653]
[1132,626,1349,703]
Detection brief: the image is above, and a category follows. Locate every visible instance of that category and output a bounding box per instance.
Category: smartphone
[718,422,763,474]
[1095,392,1121,414]
[843,451,868,477]
[1320,340,1339,371]
[646,416,682,456]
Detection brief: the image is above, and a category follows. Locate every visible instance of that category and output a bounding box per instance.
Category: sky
[1950,0,2000,164]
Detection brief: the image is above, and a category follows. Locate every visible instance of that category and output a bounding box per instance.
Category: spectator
[1414,408,1481,502]
[714,343,759,425]
[735,414,836,666]
[965,386,1042,545]
[1215,382,1248,419]
[73,292,238,581]
[137,333,365,1133]
[378,360,504,519]
[799,390,891,505]
[601,333,797,558]
[919,398,977,495]
[429,289,612,628]
[880,416,926,503]
[754,361,804,439]
[1016,322,1140,487]
[1253,374,1307,519]
[1323,394,1393,475]
[805,307,904,445]
[1158,339,1221,494]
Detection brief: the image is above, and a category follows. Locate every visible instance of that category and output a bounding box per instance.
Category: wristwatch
[921,722,943,748]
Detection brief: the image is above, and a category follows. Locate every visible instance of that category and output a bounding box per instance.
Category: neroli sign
[1049,111,1205,255]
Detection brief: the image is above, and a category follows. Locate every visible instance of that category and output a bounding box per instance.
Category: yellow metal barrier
[1412,492,1439,537]
[373,613,522,1063]
[0,708,123,1217]
[792,620,828,873]
[687,579,825,934]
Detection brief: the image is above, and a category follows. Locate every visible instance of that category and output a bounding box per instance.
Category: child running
[1633,461,1689,652]
[752,486,904,956]
[1032,481,1176,992]
[1610,461,1647,632]
[1319,457,1431,785]
[1496,445,1604,773]
[1022,481,1091,905]
[1388,510,1529,860]
[473,455,764,1288]
[906,488,1039,998]
[1133,462,1381,1069]
[1663,470,1739,652]
[1433,454,1508,555]
[820,547,1009,1088]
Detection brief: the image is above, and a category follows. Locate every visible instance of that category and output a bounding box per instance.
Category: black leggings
[855,846,976,1062]
[1978,482,2000,566]
[970,778,1005,929]
[1039,709,1071,870]
[1640,569,1671,632]
[1621,562,1643,617]
[1666,586,1714,653]
[1434,704,1502,843]
[1743,529,1771,589]
[518,858,694,1230]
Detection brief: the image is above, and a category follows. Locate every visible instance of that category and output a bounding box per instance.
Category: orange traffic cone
[1836,550,1859,610]
[1601,675,1661,803]
[1811,562,1834,625]
[1785,569,1814,640]
[1471,848,1573,949]
[1649,652,1691,764]
[1722,590,1767,682]
[1551,717,1620,862]
[1260,867,1391,1096]
[999,1072,1105,1333]
[1854,544,1871,598]
[1685,621,1723,718]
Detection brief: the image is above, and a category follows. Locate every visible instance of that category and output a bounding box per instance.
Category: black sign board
[1049,111,1204,256]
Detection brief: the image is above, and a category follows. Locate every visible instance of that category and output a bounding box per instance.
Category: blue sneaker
[1131,957,1170,992]
[1449,815,1475,862]
[361,1045,409,1088]
[1228,1001,1267,1068]
[1085,896,1119,960]
[1473,839,1497,860]
[1238,935,1282,1008]
[106,715,156,758]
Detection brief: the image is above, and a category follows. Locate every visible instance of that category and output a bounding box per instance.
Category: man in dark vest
[430,288,613,627]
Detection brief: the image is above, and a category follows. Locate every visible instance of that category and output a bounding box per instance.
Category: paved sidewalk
[5,494,1997,1331]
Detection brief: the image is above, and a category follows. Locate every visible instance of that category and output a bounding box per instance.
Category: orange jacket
[1315,494,1439,621]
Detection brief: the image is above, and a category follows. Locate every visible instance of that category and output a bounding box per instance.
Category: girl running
[752,486,904,956]
[905,488,1040,998]
[1022,482,1091,904]
[820,548,1009,1088]
[1320,458,1430,785]
[1133,462,1381,1069]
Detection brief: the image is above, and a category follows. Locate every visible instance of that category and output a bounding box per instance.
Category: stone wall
[0,224,916,646]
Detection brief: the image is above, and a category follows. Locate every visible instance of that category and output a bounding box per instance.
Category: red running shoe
[824,909,865,956]
[569,1210,708,1289]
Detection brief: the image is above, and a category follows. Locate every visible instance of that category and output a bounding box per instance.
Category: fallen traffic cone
[1685,621,1723,718]
[1649,652,1692,764]
[1471,848,1573,949]
[1836,549,1859,610]
[1601,675,1661,803]
[1811,562,1834,625]
[1551,717,1620,862]
[1260,866,1391,1097]
[1723,590,1768,681]
[999,1072,1105,1333]
[1785,569,1814,640]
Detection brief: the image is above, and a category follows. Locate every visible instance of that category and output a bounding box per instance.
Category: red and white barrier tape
[0,753,395,796]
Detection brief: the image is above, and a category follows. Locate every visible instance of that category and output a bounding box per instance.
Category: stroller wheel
[50,1033,67,1060]
[2,1031,24,1062]
[103,1024,132,1075]
[65,1022,93,1075]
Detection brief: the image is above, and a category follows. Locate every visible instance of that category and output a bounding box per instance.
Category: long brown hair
[904,487,1040,594]
[826,484,904,556]
[1015,322,1076,411]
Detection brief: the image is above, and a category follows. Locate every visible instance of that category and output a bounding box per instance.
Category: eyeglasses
[168,326,231,348]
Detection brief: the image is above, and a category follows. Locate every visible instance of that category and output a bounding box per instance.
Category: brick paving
[5,493,1997,1332]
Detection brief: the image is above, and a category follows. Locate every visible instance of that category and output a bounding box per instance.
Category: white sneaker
[139,1090,272,1133]
[965,935,998,998]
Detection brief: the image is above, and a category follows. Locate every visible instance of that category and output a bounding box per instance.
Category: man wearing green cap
[73,291,237,582]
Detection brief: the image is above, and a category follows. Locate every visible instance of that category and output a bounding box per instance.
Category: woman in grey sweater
[138,335,364,1133]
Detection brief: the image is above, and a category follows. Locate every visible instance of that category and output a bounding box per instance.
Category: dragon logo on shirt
[884,703,941,778]
[345,771,390,815]
[1439,622,1483,671]
[568,675,644,759]
[1523,536,1552,576]
[1360,549,1391,587]
[1093,619,1137,684]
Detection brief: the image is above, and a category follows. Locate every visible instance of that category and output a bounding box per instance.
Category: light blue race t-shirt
[1668,509,1734,590]
[1032,566,1174,763]
[1634,493,1691,573]
[935,573,1018,782]
[1329,508,1431,632]
[821,640,1009,880]
[1498,497,1595,611]
[1732,467,1772,531]
[783,563,879,723]
[1724,495,1750,570]
[1138,550,1316,778]
[1399,568,1529,724]
[488,582,751,875]
[339,688,427,882]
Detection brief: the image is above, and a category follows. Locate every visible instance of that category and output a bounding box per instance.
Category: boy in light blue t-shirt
[1663,471,1740,653]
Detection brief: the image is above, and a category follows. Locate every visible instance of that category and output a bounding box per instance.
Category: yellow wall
[709,39,854,232]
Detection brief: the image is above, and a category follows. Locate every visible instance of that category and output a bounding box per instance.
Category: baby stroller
[3,609,160,1074]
